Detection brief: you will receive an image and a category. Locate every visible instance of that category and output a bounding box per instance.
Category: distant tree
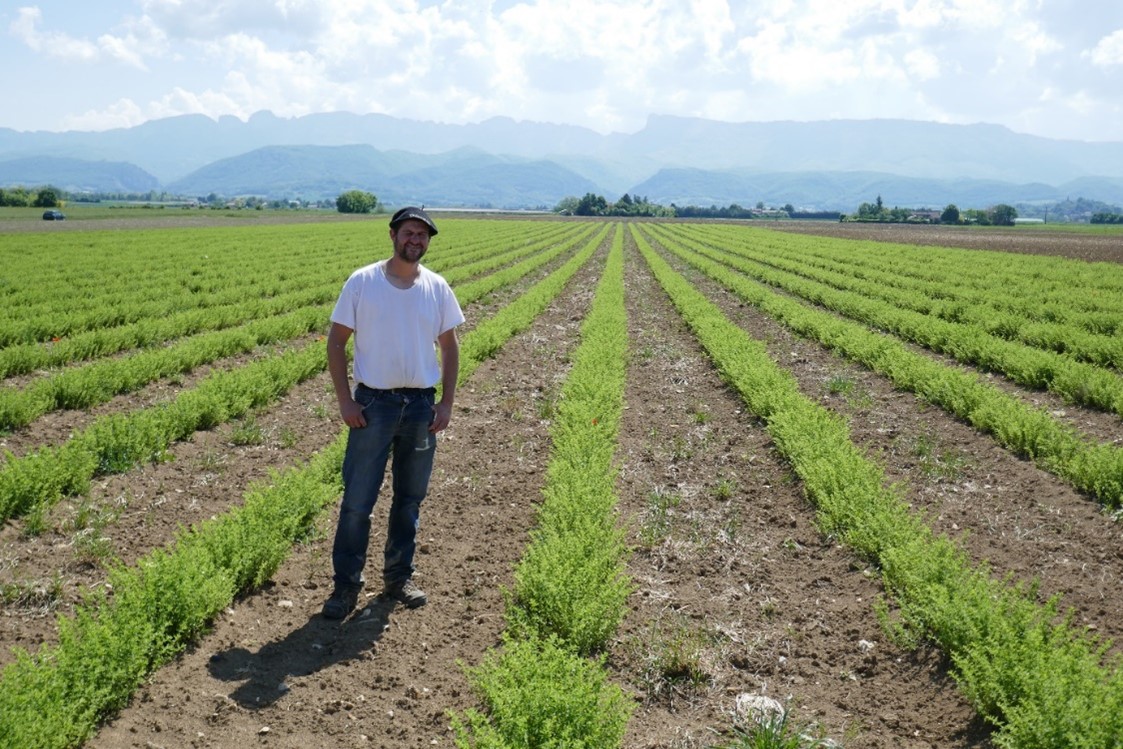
[962,208,991,225]
[0,186,32,207]
[336,190,377,214]
[856,201,883,220]
[1092,212,1123,224]
[782,203,794,215]
[574,192,608,216]
[554,196,580,215]
[940,204,960,224]
[990,204,1017,226]
[33,187,61,208]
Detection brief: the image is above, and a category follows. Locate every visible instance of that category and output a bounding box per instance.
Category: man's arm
[327,322,366,428]
[431,327,460,432]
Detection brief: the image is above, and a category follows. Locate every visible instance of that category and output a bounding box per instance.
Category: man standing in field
[321,206,464,619]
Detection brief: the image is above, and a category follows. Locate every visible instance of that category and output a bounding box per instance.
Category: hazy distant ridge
[1,111,1121,209]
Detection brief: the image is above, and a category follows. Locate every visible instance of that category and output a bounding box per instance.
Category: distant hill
[631,168,1123,212]
[2,111,1122,210]
[166,145,600,208]
[0,155,159,194]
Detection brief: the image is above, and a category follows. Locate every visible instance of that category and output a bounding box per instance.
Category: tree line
[847,195,1018,225]
[0,186,63,208]
[554,193,844,220]
[555,193,674,217]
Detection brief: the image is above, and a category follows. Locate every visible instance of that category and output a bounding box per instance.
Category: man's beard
[394,238,427,263]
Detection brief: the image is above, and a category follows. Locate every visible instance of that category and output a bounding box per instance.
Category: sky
[3,0,1122,143]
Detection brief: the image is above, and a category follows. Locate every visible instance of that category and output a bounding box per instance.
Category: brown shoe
[384,579,427,608]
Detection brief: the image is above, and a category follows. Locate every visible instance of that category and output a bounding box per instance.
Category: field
[1,212,1122,748]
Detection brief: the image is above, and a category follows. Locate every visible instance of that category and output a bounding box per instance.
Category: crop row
[690,226,1123,369]
[452,227,633,746]
[0,285,336,380]
[647,224,1123,419]
[634,225,1123,748]
[639,224,1123,508]
[0,224,601,526]
[0,222,611,748]
[705,225,1123,322]
[0,220,583,346]
[0,222,594,433]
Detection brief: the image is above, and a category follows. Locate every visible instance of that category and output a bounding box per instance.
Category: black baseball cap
[389,206,438,236]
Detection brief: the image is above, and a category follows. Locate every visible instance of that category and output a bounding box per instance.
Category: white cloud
[3,0,1120,140]
[903,48,941,81]
[10,7,167,70]
[10,7,100,61]
[1087,29,1123,66]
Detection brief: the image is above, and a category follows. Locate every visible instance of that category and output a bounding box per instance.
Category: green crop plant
[0,434,347,748]
[451,635,632,749]
[0,340,328,523]
[455,227,633,746]
[641,224,1123,510]
[634,225,1123,748]
[229,414,266,446]
[638,486,681,547]
[629,617,714,702]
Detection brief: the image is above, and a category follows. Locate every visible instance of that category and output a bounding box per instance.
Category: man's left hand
[430,401,453,432]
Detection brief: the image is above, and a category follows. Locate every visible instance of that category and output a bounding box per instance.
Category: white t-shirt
[331,260,465,389]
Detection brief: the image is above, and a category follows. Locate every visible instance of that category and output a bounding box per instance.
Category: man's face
[391,219,431,263]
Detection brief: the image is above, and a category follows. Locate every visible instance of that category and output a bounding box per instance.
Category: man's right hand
[339,398,367,428]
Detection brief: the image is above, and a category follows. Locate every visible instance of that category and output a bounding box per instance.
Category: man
[321,206,464,619]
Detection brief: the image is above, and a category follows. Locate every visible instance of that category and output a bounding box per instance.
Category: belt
[357,383,436,396]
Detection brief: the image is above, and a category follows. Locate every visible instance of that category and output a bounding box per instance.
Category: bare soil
[764,220,1123,264]
[1,219,1121,748]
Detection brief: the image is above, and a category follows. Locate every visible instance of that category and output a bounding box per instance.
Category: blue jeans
[331,386,437,589]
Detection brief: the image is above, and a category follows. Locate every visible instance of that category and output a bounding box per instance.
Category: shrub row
[0,286,337,380]
[710,229,1123,370]
[0,338,326,524]
[635,226,1123,748]
[0,305,330,431]
[452,227,634,747]
[643,225,1123,509]
[0,432,348,748]
[649,224,1123,419]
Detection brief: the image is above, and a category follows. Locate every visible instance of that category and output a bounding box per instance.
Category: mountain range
[2,111,1122,211]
